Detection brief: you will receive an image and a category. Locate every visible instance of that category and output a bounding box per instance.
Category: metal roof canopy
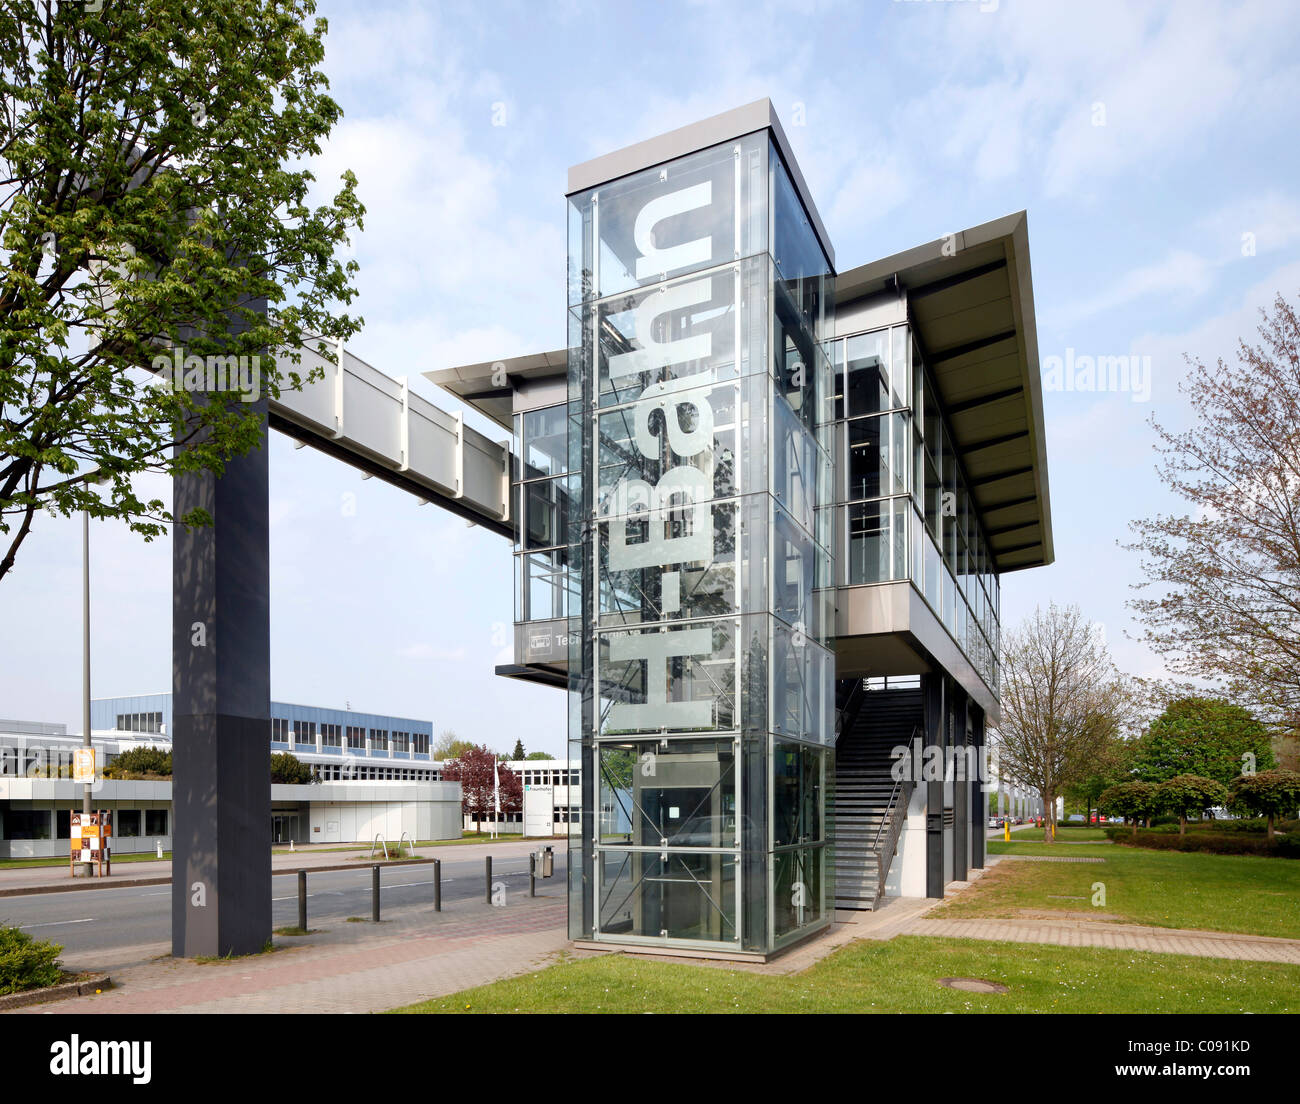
[836,211,1053,574]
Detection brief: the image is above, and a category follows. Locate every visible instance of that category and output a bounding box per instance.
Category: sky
[3,0,1299,755]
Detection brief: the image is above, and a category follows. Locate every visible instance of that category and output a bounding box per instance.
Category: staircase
[833,687,921,910]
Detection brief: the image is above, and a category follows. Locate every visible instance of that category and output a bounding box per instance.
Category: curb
[0,876,170,898]
[0,974,112,1011]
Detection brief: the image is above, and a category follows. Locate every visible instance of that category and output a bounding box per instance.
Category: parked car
[1068,814,1085,822]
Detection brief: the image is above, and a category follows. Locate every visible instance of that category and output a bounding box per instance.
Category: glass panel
[598,850,738,943]
[524,548,574,621]
[572,133,766,305]
[597,620,737,736]
[598,738,736,848]
[773,742,823,846]
[846,497,908,584]
[846,411,909,503]
[773,846,825,938]
[845,329,890,418]
[522,405,568,480]
[524,475,573,550]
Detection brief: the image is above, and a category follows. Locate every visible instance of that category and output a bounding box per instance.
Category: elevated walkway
[270,341,512,536]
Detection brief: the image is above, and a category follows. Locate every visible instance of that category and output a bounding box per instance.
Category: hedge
[0,926,63,995]
[1103,826,1300,858]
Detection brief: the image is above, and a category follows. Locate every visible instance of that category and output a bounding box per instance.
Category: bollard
[433,858,442,913]
[485,856,492,904]
[298,869,307,931]
[529,852,536,897]
[155,840,163,859]
[372,864,381,922]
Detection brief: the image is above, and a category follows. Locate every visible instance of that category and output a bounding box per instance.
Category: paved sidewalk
[906,913,1300,964]
[8,890,568,1014]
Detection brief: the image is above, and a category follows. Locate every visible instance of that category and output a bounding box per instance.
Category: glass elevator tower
[565,120,837,955]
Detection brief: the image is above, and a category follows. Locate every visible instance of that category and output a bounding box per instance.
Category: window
[271,718,290,744]
[346,726,365,751]
[294,721,317,749]
[392,731,409,753]
[117,810,142,837]
[321,723,342,749]
[145,810,167,836]
[412,732,429,755]
[3,809,51,839]
[370,729,388,752]
[520,404,569,481]
[56,809,70,839]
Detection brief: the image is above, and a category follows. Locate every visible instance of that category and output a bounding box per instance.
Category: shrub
[270,752,314,785]
[1103,826,1299,858]
[103,746,172,778]
[0,925,63,994]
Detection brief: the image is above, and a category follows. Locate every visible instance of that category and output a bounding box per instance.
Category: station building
[430,100,1053,959]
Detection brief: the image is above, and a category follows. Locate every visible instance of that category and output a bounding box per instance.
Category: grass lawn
[0,851,170,870]
[392,936,1300,1014]
[271,833,533,855]
[951,842,1300,938]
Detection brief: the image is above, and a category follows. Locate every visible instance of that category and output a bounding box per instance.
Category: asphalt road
[0,853,567,957]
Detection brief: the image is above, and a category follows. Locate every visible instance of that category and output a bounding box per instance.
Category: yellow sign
[73,748,96,784]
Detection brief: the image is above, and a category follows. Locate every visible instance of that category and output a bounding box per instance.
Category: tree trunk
[1179,813,1186,837]
[1043,790,1053,843]
[1268,813,1275,841]
[1131,817,1138,840]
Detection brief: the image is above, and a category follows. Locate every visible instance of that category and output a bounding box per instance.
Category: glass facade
[564,132,836,954]
[828,326,1001,692]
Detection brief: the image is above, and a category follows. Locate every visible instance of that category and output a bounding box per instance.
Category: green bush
[270,752,315,785]
[1103,826,1299,858]
[103,745,172,778]
[0,925,63,994]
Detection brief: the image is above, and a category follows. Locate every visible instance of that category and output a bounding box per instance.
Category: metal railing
[869,727,921,904]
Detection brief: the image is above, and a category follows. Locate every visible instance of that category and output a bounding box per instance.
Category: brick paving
[8,890,569,1015]
[993,855,1106,863]
[905,914,1300,964]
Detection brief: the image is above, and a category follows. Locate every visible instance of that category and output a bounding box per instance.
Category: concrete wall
[298,782,461,844]
[0,778,173,858]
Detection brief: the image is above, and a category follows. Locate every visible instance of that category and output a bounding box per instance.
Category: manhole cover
[937,977,1009,994]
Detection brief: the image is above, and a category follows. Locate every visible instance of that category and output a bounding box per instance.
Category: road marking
[26,918,93,927]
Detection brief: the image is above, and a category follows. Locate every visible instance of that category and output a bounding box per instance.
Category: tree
[432,730,474,761]
[440,745,522,833]
[1064,733,1132,825]
[104,745,172,777]
[0,0,363,583]
[1098,781,1162,838]
[1131,697,1274,786]
[1228,769,1300,839]
[1157,774,1228,836]
[991,603,1134,842]
[526,751,556,761]
[511,738,526,760]
[270,751,313,784]
[1126,293,1300,722]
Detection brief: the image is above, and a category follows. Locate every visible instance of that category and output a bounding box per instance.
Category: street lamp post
[81,502,92,878]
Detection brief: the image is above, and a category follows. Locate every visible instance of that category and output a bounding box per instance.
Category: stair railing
[870,726,921,903]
